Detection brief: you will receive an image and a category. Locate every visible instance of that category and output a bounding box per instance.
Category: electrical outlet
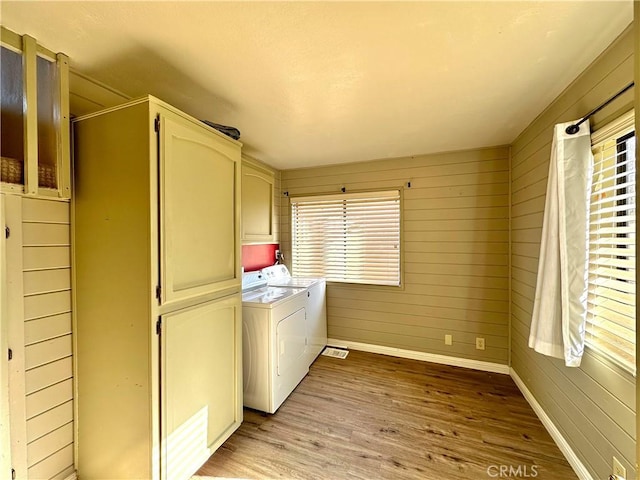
[476,337,485,350]
[445,334,452,346]
[613,456,626,479]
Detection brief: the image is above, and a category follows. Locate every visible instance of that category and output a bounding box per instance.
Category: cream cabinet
[162,295,241,479]
[73,96,242,480]
[241,159,275,243]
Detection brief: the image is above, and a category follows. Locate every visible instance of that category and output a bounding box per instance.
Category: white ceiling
[0,1,633,170]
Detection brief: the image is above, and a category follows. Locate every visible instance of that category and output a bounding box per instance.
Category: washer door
[276,307,307,376]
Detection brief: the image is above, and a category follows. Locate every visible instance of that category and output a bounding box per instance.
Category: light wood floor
[196,350,577,480]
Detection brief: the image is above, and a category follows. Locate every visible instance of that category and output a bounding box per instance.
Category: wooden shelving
[0,27,70,198]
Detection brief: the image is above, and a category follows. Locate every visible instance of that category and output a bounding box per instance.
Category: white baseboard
[510,368,593,480]
[327,338,510,374]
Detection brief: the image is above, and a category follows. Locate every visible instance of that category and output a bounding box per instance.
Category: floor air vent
[321,347,349,359]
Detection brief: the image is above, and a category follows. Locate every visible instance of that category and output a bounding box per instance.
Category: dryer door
[276,307,307,376]
[273,307,309,412]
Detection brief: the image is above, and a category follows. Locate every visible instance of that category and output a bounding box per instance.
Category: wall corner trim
[327,338,510,374]
[509,368,594,480]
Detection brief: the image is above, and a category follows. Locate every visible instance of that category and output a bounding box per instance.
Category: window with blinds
[291,190,401,286]
[587,111,636,375]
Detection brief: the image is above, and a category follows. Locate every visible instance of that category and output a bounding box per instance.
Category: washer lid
[267,277,320,289]
[242,286,300,305]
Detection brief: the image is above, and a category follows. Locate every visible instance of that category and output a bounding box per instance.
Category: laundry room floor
[195,350,577,480]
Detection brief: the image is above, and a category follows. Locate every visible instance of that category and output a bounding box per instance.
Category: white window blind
[587,111,636,375]
[291,190,400,286]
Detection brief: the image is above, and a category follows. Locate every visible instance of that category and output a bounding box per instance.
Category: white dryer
[261,265,327,364]
[241,272,310,414]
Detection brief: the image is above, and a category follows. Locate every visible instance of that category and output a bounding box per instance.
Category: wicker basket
[39,163,57,189]
[1,156,57,188]
[1,156,23,184]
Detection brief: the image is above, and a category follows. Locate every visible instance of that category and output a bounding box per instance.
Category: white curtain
[528,120,593,367]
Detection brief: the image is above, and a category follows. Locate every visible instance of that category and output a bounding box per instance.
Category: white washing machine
[241,271,310,414]
[261,265,327,363]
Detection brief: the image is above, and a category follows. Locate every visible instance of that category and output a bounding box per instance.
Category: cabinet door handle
[307,291,310,297]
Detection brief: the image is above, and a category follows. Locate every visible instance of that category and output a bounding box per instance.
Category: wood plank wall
[510,26,636,479]
[20,197,73,479]
[68,70,130,118]
[5,196,74,479]
[281,146,510,364]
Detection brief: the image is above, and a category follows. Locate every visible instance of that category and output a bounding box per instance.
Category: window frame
[586,110,636,377]
[290,189,403,287]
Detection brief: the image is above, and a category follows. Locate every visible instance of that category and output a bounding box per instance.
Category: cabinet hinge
[4,226,9,239]
[154,116,160,133]
[156,318,162,335]
[155,285,162,303]
[8,349,12,361]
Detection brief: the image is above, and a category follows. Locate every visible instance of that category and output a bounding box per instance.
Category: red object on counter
[242,244,279,272]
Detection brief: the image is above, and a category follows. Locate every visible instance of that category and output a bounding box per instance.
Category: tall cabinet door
[161,295,242,480]
[159,110,241,306]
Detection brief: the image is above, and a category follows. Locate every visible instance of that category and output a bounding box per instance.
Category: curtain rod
[565,82,634,135]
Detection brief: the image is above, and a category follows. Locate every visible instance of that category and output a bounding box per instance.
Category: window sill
[326,280,405,292]
[584,344,636,380]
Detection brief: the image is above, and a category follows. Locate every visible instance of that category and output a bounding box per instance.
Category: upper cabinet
[0,27,70,198]
[241,157,276,243]
[159,109,241,304]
